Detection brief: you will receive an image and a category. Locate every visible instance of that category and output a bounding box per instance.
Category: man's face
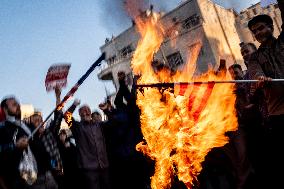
[30,114,44,134]
[5,99,21,118]
[229,67,244,80]
[251,22,273,44]
[92,113,102,123]
[241,45,256,62]
[30,114,43,128]
[79,106,92,122]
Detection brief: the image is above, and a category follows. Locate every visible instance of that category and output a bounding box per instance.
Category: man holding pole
[248,0,284,187]
[0,97,30,189]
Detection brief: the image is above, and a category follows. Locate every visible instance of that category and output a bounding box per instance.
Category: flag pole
[136,79,284,88]
[28,53,106,140]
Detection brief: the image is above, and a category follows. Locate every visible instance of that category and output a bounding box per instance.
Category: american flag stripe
[192,83,215,122]
[175,82,215,123]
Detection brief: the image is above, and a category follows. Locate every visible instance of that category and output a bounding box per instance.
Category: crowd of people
[0,70,153,189]
[1,0,284,188]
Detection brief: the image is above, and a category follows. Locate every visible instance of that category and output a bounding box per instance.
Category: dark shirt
[248,0,284,116]
[0,121,28,184]
[70,120,109,170]
[29,132,51,175]
[58,138,77,174]
[103,108,138,161]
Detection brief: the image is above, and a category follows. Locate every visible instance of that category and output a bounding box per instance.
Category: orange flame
[131,13,238,189]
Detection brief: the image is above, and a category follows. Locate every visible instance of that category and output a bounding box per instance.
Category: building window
[252,8,257,15]
[166,52,184,69]
[107,55,116,65]
[246,12,250,19]
[120,45,133,58]
[182,14,201,30]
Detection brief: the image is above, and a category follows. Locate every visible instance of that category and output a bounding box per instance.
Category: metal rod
[136,79,284,88]
[28,53,106,140]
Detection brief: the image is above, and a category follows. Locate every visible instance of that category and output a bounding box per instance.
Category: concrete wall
[198,0,244,69]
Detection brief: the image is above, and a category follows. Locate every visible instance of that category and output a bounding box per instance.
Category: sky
[0,0,260,118]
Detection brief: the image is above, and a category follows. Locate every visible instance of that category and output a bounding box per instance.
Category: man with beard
[0,97,30,189]
[25,112,59,189]
[248,0,284,187]
[64,101,110,189]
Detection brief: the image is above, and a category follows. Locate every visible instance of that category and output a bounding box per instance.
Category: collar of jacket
[6,115,32,136]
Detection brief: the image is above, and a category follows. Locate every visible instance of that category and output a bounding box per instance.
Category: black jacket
[0,121,29,185]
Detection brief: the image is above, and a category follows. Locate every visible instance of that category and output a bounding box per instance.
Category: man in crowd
[0,97,30,188]
[92,111,102,123]
[248,0,284,187]
[25,112,59,189]
[50,86,80,189]
[99,71,151,189]
[239,43,268,183]
[227,64,253,189]
[57,129,79,189]
[64,101,110,189]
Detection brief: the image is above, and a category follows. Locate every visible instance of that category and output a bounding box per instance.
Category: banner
[45,64,71,92]
[261,0,277,7]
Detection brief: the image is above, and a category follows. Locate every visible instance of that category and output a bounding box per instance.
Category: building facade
[98,0,250,90]
[21,104,35,119]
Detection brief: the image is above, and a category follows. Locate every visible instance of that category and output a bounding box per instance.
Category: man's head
[229,64,244,80]
[79,105,92,122]
[92,111,102,123]
[240,42,257,64]
[248,14,274,44]
[29,113,44,134]
[1,97,21,119]
[30,113,43,128]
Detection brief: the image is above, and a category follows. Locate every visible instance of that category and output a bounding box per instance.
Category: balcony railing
[98,51,134,74]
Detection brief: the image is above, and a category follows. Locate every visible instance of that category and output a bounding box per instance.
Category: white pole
[136,79,284,88]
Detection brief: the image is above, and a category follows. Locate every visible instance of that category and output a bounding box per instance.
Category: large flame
[131,13,238,189]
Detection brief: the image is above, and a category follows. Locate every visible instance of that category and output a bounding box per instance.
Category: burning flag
[130,9,238,189]
[175,82,215,123]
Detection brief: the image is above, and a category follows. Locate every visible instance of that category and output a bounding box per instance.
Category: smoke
[97,0,130,35]
[97,0,181,36]
[98,0,260,36]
